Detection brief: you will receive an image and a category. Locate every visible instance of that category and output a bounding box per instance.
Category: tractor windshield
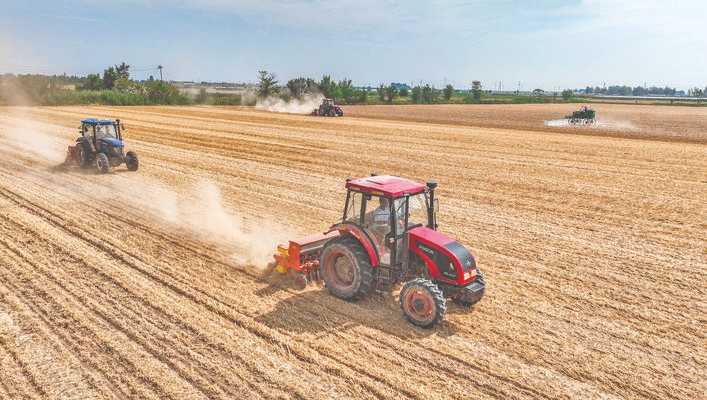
[95,124,118,141]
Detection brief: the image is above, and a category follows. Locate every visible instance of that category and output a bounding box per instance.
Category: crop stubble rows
[0,104,704,399]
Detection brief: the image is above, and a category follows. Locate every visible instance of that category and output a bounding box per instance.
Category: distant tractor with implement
[312,98,344,117]
[64,118,139,173]
[268,175,486,328]
[565,105,596,125]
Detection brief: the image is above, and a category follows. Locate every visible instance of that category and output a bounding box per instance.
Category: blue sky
[1,0,705,90]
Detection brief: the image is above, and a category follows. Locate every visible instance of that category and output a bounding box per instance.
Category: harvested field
[346,103,707,143]
[0,104,705,399]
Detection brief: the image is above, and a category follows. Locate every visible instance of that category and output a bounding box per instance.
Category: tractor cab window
[95,124,118,141]
[407,194,428,227]
[363,195,393,263]
[82,124,92,137]
[345,191,362,223]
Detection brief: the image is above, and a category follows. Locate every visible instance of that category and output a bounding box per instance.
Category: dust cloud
[74,174,291,272]
[0,82,67,163]
[256,93,324,114]
[544,118,637,131]
[0,112,68,164]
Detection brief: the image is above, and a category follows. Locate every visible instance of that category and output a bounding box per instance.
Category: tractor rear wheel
[125,151,139,171]
[320,236,374,300]
[77,146,90,168]
[400,278,446,328]
[95,153,110,174]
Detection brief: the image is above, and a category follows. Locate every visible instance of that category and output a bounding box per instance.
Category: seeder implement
[271,231,339,289]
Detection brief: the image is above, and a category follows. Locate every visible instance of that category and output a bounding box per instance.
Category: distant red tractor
[311,98,344,117]
[268,175,485,328]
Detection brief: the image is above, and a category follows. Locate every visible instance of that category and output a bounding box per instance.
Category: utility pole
[158,65,163,81]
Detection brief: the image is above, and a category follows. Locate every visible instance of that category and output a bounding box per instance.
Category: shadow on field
[255,277,469,340]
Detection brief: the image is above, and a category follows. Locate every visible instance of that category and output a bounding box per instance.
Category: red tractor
[311,98,344,117]
[269,175,485,328]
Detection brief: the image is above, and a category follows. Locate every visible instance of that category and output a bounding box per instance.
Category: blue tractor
[64,118,139,173]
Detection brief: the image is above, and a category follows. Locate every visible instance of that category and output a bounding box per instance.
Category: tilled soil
[0,104,704,400]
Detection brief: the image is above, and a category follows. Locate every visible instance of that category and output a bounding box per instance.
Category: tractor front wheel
[320,236,374,300]
[95,153,110,174]
[400,278,446,328]
[126,151,139,171]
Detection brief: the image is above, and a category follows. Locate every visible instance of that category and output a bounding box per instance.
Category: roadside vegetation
[0,63,188,106]
[2,65,705,107]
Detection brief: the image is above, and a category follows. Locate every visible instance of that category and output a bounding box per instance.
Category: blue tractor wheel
[126,151,139,171]
[96,153,110,174]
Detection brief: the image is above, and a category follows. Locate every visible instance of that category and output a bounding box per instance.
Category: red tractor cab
[270,175,485,328]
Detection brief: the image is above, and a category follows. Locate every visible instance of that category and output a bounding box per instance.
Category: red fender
[326,223,380,267]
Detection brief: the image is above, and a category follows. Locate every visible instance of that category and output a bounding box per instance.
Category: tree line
[257,71,485,104]
[583,85,706,97]
[0,63,188,106]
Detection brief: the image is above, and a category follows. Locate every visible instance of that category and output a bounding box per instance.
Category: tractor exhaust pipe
[427,180,438,230]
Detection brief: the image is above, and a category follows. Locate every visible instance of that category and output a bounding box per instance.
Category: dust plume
[256,93,324,114]
[0,112,67,164]
[179,180,292,270]
[544,118,637,131]
[0,75,67,164]
[70,173,291,272]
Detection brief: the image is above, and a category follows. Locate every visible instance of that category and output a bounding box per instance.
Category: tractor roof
[81,118,116,126]
[346,175,426,197]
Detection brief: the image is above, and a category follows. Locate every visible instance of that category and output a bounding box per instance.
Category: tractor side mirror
[121,124,125,131]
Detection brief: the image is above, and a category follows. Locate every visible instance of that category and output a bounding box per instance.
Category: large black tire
[77,146,90,168]
[125,151,139,171]
[95,153,110,174]
[320,236,374,300]
[399,278,446,328]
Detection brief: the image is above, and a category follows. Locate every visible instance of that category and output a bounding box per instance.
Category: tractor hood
[100,138,124,147]
[408,226,477,272]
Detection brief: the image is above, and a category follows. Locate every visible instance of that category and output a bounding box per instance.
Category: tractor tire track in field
[0,104,705,399]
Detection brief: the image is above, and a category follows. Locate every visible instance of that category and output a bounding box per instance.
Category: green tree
[145,80,186,104]
[377,84,386,102]
[256,70,279,98]
[411,86,421,103]
[102,67,119,89]
[443,84,454,101]
[384,84,397,104]
[82,73,103,90]
[471,80,482,101]
[338,79,354,102]
[561,89,574,100]
[319,75,336,99]
[399,87,409,97]
[115,62,130,80]
[114,78,139,94]
[421,84,436,103]
[286,77,318,98]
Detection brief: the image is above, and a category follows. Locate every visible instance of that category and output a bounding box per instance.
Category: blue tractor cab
[64,118,139,173]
